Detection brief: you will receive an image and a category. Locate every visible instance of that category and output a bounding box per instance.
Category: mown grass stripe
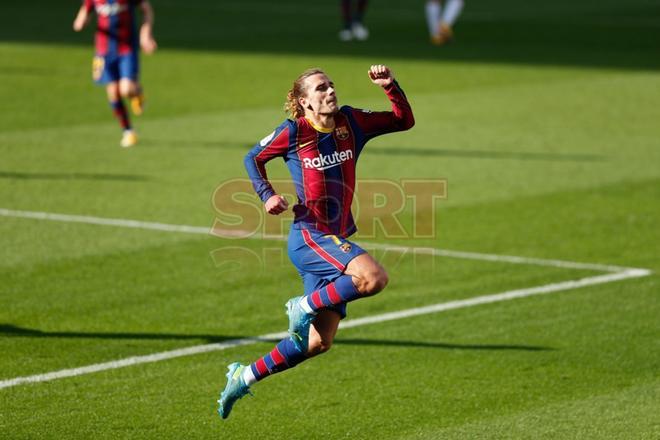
[0,267,649,390]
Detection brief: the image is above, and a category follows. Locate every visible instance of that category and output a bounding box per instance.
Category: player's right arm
[72,1,93,31]
[243,121,293,215]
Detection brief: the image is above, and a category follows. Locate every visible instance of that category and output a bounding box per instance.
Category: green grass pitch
[1,0,659,438]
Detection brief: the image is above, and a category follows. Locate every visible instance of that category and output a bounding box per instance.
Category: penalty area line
[0,267,650,390]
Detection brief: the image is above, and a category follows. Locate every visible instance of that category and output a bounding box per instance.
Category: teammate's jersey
[244,81,414,238]
[83,0,143,56]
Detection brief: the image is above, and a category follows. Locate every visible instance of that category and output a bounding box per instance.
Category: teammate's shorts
[287,225,366,319]
[92,52,139,85]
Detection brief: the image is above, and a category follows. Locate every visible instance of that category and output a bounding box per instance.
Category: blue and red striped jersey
[244,81,414,238]
[83,0,143,56]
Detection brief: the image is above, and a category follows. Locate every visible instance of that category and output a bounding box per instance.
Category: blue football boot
[285,296,315,353]
[217,362,252,419]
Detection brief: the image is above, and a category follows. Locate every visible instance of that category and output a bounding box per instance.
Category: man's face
[300,73,339,116]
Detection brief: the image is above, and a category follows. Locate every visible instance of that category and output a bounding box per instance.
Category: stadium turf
[1,0,659,438]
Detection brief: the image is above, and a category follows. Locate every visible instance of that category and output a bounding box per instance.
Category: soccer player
[73,0,157,148]
[217,64,414,419]
[339,0,370,41]
[425,0,464,45]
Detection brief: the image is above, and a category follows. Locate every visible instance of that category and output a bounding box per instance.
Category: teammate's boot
[130,87,145,116]
[120,129,138,148]
[432,22,454,45]
[351,22,369,41]
[286,296,315,353]
[217,362,252,419]
[338,28,353,42]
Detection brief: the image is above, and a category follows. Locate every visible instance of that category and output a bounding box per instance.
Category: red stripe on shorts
[301,229,345,271]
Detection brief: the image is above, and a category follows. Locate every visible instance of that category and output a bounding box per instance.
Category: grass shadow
[0,171,151,182]
[1,324,553,351]
[1,0,658,71]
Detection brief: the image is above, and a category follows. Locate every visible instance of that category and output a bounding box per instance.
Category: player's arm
[72,2,92,32]
[139,0,158,54]
[354,64,415,137]
[243,124,291,215]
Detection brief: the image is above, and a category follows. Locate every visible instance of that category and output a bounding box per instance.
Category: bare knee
[353,268,388,296]
[118,80,137,98]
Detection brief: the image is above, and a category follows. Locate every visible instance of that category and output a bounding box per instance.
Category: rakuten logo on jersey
[303,150,354,171]
[96,3,128,17]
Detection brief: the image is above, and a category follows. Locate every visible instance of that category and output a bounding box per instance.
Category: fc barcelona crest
[339,243,352,253]
[335,126,350,140]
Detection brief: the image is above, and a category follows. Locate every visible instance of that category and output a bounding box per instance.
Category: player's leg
[307,308,342,356]
[297,252,388,315]
[426,0,442,43]
[118,52,145,116]
[339,0,353,41]
[351,0,369,41]
[218,308,341,419]
[439,0,464,41]
[105,81,136,148]
[442,0,463,27]
[95,55,135,147]
[218,269,339,419]
[286,229,389,354]
[344,252,388,295]
[218,335,306,419]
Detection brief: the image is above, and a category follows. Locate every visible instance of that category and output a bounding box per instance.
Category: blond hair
[284,68,326,119]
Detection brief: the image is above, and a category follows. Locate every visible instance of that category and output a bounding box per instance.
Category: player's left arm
[72,2,92,32]
[356,64,415,136]
[139,0,158,54]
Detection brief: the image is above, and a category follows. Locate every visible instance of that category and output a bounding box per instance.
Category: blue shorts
[92,53,139,85]
[287,225,366,319]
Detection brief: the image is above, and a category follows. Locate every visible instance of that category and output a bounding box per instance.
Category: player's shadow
[0,171,151,182]
[368,147,605,163]
[332,337,553,351]
[0,324,552,351]
[0,324,239,343]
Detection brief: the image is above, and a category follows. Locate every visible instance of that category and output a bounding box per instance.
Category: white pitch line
[0,208,637,272]
[0,207,652,390]
[338,268,650,329]
[0,268,650,390]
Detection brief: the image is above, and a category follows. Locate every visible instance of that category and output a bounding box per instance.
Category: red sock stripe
[310,290,324,309]
[326,283,342,304]
[255,358,268,376]
[301,229,345,271]
[270,346,287,367]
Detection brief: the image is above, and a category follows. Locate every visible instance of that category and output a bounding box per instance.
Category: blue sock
[249,337,306,382]
[305,275,360,313]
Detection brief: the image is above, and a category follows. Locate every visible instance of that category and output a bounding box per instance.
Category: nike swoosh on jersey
[298,140,316,149]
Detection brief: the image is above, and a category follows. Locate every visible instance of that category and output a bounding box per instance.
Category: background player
[217,64,414,419]
[73,0,157,148]
[339,0,370,41]
[425,0,464,45]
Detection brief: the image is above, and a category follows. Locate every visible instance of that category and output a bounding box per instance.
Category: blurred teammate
[425,0,464,45]
[217,65,414,419]
[339,0,370,41]
[73,0,157,148]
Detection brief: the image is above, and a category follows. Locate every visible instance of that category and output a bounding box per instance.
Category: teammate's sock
[301,275,360,314]
[442,0,464,26]
[355,0,368,23]
[425,1,442,36]
[341,0,352,29]
[245,337,307,383]
[110,100,131,131]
